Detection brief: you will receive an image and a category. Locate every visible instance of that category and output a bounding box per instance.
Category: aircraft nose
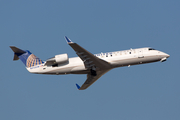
[164,53,170,58]
[159,51,170,58]
[159,52,170,62]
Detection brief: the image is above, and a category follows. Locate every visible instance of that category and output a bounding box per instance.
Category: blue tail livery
[10,46,44,68]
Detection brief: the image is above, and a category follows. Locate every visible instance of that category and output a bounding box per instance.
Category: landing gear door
[138,50,144,58]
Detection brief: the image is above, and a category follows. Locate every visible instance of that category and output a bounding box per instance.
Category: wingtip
[75,83,81,90]
[64,36,73,44]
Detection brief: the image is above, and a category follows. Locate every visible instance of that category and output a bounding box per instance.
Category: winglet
[65,36,73,44]
[76,83,81,90]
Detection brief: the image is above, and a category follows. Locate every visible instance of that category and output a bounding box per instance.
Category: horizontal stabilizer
[10,46,26,54]
[10,46,26,61]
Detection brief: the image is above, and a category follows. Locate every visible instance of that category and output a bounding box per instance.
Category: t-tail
[10,46,44,70]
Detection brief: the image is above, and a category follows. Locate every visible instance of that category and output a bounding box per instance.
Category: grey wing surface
[65,36,112,90]
[77,70,110,90]
[65,36,111,70]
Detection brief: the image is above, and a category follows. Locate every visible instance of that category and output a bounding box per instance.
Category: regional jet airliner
[10,36,170,90]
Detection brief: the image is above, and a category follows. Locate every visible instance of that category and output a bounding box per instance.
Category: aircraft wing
[65,36,111,70]
[65,36,112,90]
[76,70,110,90]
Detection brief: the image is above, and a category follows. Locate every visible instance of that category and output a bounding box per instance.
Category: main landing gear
[91,69,97,76]
[90,66,97,76]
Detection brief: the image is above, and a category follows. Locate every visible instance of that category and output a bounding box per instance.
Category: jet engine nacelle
[45,53,69,66]
[55,54,68,64]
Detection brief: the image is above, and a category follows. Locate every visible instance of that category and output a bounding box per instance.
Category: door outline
[138,50,144,58]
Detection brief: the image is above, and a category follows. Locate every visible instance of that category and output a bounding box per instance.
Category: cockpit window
[149,48,155,50]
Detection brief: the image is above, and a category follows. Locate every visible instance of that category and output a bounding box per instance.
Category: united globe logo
[26,54,43,68]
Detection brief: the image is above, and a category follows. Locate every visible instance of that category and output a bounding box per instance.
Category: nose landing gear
[160,57,167,62]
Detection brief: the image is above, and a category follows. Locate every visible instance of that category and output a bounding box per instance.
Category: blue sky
[0,0,179,120]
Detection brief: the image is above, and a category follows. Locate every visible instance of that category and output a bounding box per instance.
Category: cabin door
[138,50,144,58]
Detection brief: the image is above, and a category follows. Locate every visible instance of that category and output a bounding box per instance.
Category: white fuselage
[27,47,169,75]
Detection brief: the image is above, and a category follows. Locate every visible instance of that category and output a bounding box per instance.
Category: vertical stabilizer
[10,46,44,68]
